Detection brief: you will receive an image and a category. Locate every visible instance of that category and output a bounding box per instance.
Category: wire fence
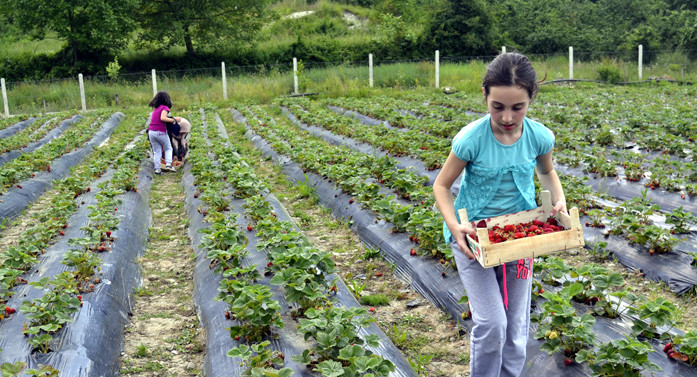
[2,47,696,117]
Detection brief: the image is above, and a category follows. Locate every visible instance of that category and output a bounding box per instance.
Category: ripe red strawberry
[564,358,572,366]
[4,306,16,315]
[87,187,91,192]
[375,272,383,277]
[77,295,82,301]
[247,226,253,231]
[409,235,414,242]
[514,232,525,239]
[62,224,68,228]
[349,198,354,204]
[410,249,417,256]
[504,224,515,232]
[234,336,240,341]
[16,185,22,189]
[476,220,487,228]
[547,218,558,226]
[533,219,544,227]
[663,343,673,353]
[106,231,111,237]
[441,271,447,277]
[60,231,65,236]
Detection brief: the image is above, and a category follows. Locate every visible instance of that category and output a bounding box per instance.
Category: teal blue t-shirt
[443,115,555,242]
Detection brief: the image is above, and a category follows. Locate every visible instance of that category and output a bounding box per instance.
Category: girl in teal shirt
[433,52,567,377]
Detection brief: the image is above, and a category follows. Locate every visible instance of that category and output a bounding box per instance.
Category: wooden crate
[458,191,584,268]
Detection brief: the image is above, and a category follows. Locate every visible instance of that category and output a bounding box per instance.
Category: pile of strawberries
[471,217,565,244]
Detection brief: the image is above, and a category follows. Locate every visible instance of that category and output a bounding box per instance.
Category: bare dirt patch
[119,170,204,376]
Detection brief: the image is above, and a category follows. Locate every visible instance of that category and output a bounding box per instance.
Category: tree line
[0,0,696,80]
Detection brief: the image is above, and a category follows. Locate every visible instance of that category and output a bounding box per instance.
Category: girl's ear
[482,86,486,98]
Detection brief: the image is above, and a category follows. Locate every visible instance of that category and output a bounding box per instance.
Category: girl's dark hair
[482,52,542,100]
[149,91,172,108]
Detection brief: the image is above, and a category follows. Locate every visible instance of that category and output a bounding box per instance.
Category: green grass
[0,32,64,59]
[4,52,697,117]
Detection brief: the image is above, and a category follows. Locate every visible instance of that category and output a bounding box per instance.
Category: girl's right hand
[453,224,477,260]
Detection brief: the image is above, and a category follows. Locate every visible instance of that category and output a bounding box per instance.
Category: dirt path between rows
[119,169,205,376]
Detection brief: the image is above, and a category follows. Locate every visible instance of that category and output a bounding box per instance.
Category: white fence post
[369,54,373,88]
[638,44,643,80]
[293,58,298,94]
[78,74,86,111]
[569,46,574,79]
[221,62,228,100]
[152,69,157,96]
[435,50,440,89]
[1,78,8,118]
[502,46,506,54]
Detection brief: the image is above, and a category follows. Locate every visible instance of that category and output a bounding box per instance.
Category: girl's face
[485,85,530,136]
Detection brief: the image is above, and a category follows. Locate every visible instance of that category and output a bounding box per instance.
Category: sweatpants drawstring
[503,263,509,311]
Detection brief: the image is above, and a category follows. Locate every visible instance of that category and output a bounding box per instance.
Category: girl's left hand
[549,200,567,217]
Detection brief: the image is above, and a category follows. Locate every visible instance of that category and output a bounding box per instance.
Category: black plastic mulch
[0,116,75,168]
[184,111,416,377]
[0,117,37,140]
[0,156,154,376]
[0,114,123,225]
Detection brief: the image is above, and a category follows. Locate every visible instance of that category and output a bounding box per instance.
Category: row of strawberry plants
[0,114,64,154]
[309,96,697,258]
[0,115,39,132]
[321,96,478,138]
[190,108,400,376]
[237,105,453,263]
[398,89,697,189]
[0,113,147,374]
[532,255,697,374]
[0,111,145,319]
[185,109,292,375]
[282,99,695,272]
[0,112,106,193]
[278,97,448,170]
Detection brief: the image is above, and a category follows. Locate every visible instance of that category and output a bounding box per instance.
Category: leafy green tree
[422,0,494,57]
[0,0,138,65]
[136,0,273,55]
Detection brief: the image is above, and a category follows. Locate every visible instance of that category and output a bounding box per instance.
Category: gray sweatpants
[452,242,533,377]
[148,130,173,170]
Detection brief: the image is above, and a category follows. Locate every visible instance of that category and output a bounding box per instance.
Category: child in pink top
[148,91,180,174]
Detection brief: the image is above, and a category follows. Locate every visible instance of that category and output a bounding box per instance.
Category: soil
[119,167,205,376]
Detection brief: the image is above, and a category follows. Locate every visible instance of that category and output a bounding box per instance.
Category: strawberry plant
[199,216,248,253]
[20,272,81,353]
[293,306,395,376]
[0,245,39,271]
[219,283,283,342]
[533,256,573,286]
[671,330,697,365]
[665,206,697,234]
[629,297,680,340]
[575,337,661,376]
[227,341,293,377]
[269,246,336,314]
[532,284,596,358]
[62,249,102,281]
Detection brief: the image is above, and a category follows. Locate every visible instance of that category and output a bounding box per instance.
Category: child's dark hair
[149,91,172,108]
[482,52,542,100]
